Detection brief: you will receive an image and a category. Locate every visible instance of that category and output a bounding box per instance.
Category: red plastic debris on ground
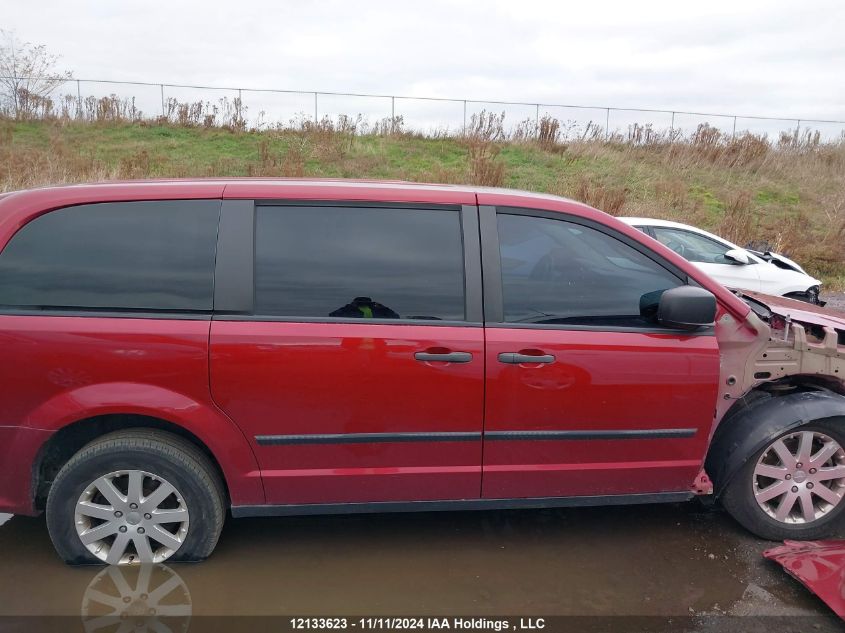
[764,540,845,619]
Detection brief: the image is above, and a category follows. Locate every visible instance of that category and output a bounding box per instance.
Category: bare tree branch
[0,30,72,119]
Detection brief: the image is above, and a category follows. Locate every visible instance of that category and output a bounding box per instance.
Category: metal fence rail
[2,75,845,141]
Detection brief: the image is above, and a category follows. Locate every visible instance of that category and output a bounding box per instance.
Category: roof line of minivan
[2,178,599,214]
[9,177,586,205]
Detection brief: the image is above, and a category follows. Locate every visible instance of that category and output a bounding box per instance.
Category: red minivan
[1,179,845,565]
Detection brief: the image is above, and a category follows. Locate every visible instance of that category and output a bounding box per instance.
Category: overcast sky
[6,0,845,133]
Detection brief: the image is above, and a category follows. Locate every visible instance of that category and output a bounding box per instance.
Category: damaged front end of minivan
[704,291,845,512]
[725,291,845,403]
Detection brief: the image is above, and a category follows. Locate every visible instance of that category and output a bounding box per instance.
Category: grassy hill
[2,116,844,287]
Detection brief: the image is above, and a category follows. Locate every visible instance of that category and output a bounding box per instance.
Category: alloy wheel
[75,470,190,565]
[753,430,845,524]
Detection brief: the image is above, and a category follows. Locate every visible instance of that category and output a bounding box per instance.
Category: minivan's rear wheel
[47,429,225,565]
[74,469,190,564]
[722,421,845,540]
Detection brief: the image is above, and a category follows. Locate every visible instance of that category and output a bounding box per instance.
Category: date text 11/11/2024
[289,617,547,630]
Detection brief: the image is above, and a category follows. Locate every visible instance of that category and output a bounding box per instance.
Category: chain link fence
[2,76,845,142]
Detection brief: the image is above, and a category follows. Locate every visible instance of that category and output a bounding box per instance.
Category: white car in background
[619,218,822,304]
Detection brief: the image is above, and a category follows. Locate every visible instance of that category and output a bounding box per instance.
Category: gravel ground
[823,292,845,312]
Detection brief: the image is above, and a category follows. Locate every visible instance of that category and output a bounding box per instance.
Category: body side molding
[232,491,694,517]
[255,428,697,445]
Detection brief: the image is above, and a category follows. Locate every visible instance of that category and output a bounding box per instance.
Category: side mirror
[657,286,717,331]
[724,248,751,265]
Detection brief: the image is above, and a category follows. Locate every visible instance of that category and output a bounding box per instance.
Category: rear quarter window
[0,200,220,312]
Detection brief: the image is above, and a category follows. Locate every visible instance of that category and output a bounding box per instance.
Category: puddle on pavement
[0,502,833,619]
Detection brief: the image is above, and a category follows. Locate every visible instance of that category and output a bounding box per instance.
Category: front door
[210,201,485,505]
[480,208,721,499]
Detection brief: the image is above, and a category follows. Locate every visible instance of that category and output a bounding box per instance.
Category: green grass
[2,119,843,288]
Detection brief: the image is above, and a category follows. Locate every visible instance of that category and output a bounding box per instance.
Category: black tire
[721,419,845,540]
[46,429,225,565]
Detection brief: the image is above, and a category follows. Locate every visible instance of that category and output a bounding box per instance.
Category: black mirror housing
[657,286,717,330]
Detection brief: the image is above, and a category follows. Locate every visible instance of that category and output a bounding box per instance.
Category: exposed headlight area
[784,285,824,306]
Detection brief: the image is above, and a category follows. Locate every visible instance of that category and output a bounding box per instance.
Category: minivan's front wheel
[47,429,225,565]
[722,421,845,540]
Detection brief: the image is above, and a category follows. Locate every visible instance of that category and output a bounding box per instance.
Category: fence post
[237,88,243,124]
[391,96,395,133]
[732,116,737,139]
[795,119,801,142]
[160,84,165,119]
[605,108,610,141]
[463,100,467,134]
[76,79,82,120]
[535,104,539,136]
[314,92,318,123]
[670,111,675,137]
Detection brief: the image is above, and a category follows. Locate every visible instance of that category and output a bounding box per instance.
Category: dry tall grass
[461,111,506,186]
[2,101,844,286]
[563,178,628,216]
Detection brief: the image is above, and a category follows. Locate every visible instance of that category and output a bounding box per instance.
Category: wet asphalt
[0,502,841,631]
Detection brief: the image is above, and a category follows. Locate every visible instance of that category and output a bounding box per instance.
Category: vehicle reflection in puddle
[82,564,191,633]
[0,503,839,621]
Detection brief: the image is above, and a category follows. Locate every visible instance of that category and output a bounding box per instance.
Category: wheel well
[777,374,845,396]
[710,378,836,452]
[32,414,229,511]
[706,387,845,494]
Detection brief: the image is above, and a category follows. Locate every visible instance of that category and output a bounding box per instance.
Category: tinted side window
[652,227,734,264]
[255,206,465,321]
[0,200,220,311]
[498,213,683,326]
